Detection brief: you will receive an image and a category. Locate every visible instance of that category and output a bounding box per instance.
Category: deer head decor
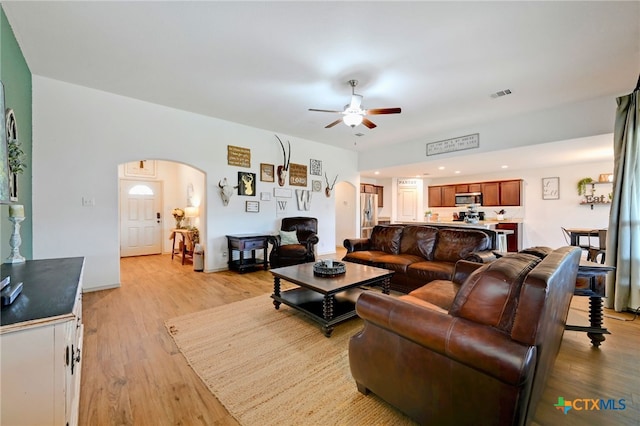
[218,178,238,206]
[275,135,291,187]
[325,173,338,197]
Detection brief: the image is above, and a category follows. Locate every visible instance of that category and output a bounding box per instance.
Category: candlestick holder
[6,216,25,264]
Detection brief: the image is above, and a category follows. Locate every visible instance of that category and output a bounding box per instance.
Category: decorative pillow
[279,230,300,245]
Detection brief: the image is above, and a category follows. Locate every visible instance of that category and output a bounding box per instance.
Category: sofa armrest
[267,235,281,249]
[343,238,371,253]
[451,260,484,285]
[301,233,319,251]
[355,291,535,386]
[464,250,497,264]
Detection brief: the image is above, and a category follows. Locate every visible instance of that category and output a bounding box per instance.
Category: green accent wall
[0,6,33,261]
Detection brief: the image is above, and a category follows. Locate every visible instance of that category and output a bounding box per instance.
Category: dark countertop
[1,257,84,327]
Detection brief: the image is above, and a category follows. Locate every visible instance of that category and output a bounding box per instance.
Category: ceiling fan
[309,80,401,129]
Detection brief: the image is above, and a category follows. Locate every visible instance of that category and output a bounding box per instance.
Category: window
[128,184,153,195]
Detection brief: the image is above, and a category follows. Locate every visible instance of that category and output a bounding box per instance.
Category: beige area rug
[166,294,416,426]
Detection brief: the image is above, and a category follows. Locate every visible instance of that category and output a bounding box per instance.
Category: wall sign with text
[426,133,479,156]
[542,177,560,200]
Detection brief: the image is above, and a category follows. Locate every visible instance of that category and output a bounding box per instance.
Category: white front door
[120,179,163,257]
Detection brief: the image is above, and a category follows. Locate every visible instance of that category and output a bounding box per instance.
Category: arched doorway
[118,160,206,260]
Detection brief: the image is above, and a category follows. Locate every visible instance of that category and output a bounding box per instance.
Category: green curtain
[605,78,640,312]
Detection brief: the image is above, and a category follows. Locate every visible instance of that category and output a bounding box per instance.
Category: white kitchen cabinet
[1,258,84,426]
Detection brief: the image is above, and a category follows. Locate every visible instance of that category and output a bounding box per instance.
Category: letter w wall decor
[295,190,312,211]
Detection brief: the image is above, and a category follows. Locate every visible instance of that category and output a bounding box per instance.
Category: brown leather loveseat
[343,224,497,293]
[349,246,581,425]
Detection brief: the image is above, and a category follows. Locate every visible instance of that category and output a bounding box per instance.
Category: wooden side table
[226,233,271,273]
[171,229,195,265]
[565,260,615,347]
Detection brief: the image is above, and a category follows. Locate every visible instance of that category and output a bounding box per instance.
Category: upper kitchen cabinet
[500,180,522,206]
[481,180,522,206]
[361,184,384,207]
[481,182,500,206]
[375,185,384,207]
[428,185,456,207]
[360,184,377,194]
[430,179,522,207]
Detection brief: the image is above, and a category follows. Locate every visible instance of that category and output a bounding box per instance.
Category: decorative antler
[275,135,291,186]
[324,173,338,197]
[275,135,290,171]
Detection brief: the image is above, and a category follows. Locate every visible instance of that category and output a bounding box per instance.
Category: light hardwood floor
[80,253,639,425]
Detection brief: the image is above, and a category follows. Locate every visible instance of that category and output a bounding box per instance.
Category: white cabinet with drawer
[1,258,85,426]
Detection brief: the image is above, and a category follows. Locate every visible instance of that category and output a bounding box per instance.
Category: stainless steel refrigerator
[360,193,378,238]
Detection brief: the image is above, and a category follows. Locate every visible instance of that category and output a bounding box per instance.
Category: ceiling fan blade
[325,119,343,128]
[309,108,344,114]
[362,118,377,129]
[365,107,402,115]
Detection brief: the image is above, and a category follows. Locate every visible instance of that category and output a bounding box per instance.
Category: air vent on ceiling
[490,89,512,99]
[355,133,365,137]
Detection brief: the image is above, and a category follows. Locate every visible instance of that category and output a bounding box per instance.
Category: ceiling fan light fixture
[343,113,363,127]
[349,94,363,109]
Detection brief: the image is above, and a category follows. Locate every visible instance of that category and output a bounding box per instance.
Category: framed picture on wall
[246,201,259,212]
[542,177,559,200]
[310,159,322,176]
[238,172,256,196]
[0,82,11,204]
[260,163,275,182]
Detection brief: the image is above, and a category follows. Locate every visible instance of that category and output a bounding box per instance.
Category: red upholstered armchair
[269,217,319,268]
[349,246,581,426]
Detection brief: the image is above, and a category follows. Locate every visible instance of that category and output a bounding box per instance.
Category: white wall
[32,76,358,291]
[358,95,615,172]
[334,181,357,244]
[423,158,614,249]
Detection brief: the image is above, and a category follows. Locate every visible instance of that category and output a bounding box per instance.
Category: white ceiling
[3,1,638,178]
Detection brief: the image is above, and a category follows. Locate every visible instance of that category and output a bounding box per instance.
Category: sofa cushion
[406,260,456,284]
[276,244,308,257]
[370,226,404,254]
[407,279,462,311]
[400,226,438,260]
[342,250,388,265]
[433,229,491,262]
[449,253,541,334]
[374,253,426,274]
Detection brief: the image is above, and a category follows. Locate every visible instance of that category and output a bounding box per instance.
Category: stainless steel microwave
[455,192,483,206]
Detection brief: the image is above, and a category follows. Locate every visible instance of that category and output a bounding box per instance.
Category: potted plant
[172,208,185,229]
[577,177,593,196]
[424,210,432,222]
[495,209,506,220]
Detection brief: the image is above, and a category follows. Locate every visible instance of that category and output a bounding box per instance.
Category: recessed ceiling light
[438,166,445,170]
[374,171,380,175]
[454,170,461,174]
[501,165,508,169]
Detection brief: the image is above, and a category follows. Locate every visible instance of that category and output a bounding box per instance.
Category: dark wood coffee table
[270,262,394,337]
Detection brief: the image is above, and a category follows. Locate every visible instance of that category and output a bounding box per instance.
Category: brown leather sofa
[343,224,498,293]
[349,246,581,426]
